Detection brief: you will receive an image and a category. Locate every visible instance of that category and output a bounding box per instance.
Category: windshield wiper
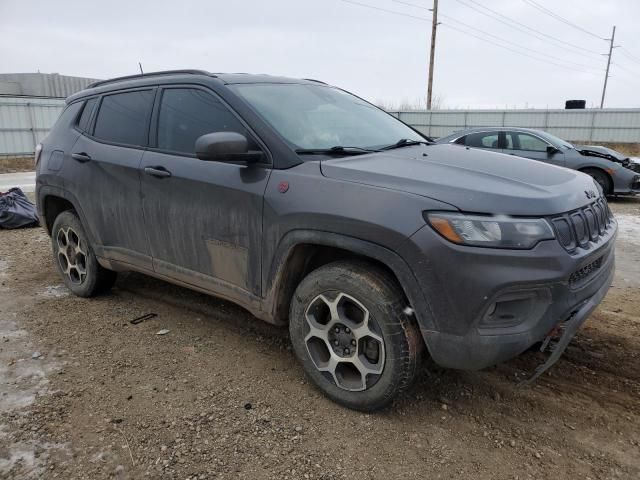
[379,138,431,151]
[295,146,380,156]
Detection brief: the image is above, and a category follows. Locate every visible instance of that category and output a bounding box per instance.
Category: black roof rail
[302,78,328,84]
[87,69,214,89]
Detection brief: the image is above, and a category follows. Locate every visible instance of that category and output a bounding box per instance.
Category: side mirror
[195,132,263,163]
[546,145,560,155]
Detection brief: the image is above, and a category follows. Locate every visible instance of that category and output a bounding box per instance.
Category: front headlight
[425,212,555,249]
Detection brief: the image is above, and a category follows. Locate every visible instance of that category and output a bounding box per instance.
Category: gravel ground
[1,198,639,480]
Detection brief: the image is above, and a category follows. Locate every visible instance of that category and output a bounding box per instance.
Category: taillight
[34,143,43,166]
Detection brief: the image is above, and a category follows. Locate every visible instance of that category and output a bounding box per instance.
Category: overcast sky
[1,0,638,108]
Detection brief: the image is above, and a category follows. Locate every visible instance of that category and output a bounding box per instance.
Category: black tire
[51,210,116,297]
[582,168,612,196]
[289,260,423,411]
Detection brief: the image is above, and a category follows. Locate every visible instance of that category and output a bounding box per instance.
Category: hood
[321,144,600,216]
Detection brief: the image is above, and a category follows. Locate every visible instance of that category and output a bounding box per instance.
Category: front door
[140,86,271,297]
[504,131,566,166]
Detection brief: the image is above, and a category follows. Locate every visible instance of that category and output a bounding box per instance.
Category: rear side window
[156,88,248,155]
[93,90,154,146]
[77,97,97,132]
[465,132,500,149]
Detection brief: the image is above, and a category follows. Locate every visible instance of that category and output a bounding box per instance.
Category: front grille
[569,256,603,287]
[550,197,613,252]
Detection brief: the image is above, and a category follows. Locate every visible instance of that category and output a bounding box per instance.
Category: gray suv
[35,70,617,411]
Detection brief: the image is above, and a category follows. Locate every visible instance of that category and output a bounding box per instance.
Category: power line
[392,0,602,72]
[340,0,431,22]
[619,47,640,66]
[340,0,601,75]
[453,0,603,58]
[521,0,606,40]
[440,23,599,76]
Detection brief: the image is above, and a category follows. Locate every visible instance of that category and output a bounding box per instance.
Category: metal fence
[2,97,640,157]
[0,96,65,156]
[388,108,640,144]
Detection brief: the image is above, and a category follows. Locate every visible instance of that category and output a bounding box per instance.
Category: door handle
[144,166,172,178]
[71,152,91,163]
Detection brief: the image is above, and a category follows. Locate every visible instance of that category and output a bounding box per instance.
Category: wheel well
[579,167,613,193]
[272,244,406,324]
[43,196,75,234]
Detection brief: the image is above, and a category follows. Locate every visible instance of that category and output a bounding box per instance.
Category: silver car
[436,127,640,196]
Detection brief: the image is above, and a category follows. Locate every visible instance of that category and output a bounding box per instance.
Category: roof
[67,70,329,103]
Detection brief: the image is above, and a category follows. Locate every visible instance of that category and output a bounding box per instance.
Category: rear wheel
[51,211,116,297]
[582,168,612,196]
[289,261,423,411]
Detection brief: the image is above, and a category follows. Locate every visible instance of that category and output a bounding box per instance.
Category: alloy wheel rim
[304,292,385,392]
[56,226,88,285]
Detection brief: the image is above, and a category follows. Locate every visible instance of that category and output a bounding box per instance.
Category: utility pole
[427,0,438,110]
[600,25,616,109]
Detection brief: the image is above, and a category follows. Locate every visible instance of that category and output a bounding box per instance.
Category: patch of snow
[615,214,640,248]
[38,284,69,298]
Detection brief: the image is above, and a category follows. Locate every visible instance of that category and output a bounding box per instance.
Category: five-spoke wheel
[289,260,423,411]
[51,210,116,297]
[304,292,385,391]
[56,226,88,285]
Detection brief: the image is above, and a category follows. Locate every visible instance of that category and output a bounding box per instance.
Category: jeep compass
[35,70,616,411]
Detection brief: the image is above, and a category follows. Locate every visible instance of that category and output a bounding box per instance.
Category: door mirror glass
[195,132,262,163]
[546,145,560,155]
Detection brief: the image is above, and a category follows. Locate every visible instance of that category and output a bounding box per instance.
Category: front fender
[264,229,437,333]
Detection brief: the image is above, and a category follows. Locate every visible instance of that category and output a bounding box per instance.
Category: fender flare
[37,185,99,247]
[265,229,437,332]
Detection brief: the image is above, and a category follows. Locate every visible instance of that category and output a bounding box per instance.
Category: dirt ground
[1,199,639,480]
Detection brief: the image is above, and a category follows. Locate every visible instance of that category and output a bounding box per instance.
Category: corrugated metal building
[0,73,99,156]
[0,73,99,98]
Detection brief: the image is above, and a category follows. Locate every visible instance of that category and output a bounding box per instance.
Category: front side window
[156,88,248,155]
[232,84,424,151]
[465,132,500,149]
[513,133,549,152]
[93,90,154,146]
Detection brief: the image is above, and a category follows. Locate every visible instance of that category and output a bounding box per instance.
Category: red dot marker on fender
[278,181,289,193]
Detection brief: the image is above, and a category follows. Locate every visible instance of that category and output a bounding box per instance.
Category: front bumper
[404,216,617,371]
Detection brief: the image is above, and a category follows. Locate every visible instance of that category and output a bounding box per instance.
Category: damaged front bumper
[520,263,614,384]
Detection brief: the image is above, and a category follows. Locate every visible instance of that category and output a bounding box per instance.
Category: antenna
[138,62,144,75]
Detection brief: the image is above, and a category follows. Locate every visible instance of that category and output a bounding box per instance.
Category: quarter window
[77,97,97,133]
[93,90,154,146]
[156,88,248,155]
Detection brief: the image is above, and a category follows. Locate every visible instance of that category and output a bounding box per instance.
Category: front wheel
[51,210,116,297]
[289,261,423,411]
[583,168,613,196]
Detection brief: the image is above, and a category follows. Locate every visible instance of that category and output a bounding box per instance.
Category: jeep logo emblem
[585,190,597,199]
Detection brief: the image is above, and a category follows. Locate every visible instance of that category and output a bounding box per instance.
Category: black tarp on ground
[0,188,39,229]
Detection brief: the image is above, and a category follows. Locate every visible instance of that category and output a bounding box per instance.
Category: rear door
[66,88,155,268]
[504,131,566,166]
[140,85,271,297]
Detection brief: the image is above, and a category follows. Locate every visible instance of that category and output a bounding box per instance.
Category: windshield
[542,132,574,150]
[232,83,425,151]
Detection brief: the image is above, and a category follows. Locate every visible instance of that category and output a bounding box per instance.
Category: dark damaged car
[436,127,640,196]
[36,71,617,411]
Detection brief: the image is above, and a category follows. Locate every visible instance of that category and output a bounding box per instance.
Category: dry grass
[0,156,35,174]
[597,143,640,157]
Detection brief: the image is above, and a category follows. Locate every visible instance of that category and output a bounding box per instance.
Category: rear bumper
[404,217,617,371]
